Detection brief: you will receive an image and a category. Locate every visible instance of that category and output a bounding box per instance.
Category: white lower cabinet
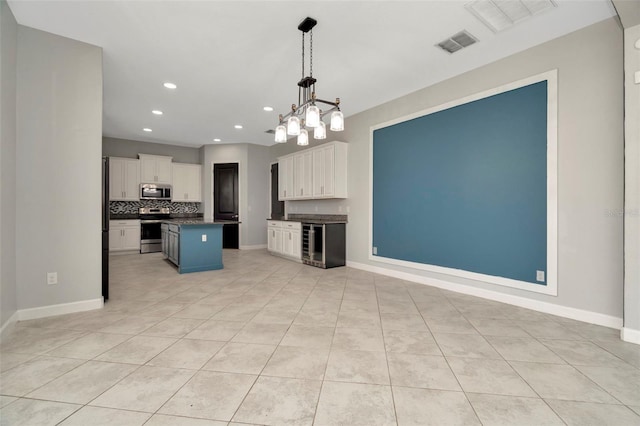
[109,220,140,252]
[267,220,301,260]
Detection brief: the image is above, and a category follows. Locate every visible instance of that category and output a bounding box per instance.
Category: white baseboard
[347,260,623,329]
[621,327,640,345]
[240,244,267,250]
[17,298,104,322]
[0,311,19,343]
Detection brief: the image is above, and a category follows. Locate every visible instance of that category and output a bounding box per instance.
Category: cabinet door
[267,228,274,251]
[140,156,157,182]
[278,156,294,200]
[186,164,201,201]
[123,159,140,200]
[312,149,324,198]
[291,229,301,258]
[322,145,335,197]
[109,228,122,250]
[155,157,173,184]
[122,226,141,251]
[282,229,292,255]
[168,232,178,264]
[274,228,283,253]
[109,159,124,200]
[172,164,188,201]
[293,152,313,198]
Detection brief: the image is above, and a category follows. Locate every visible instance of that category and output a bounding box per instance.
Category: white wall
[274,18,624,326]
[624,23,640,341]
[16,27,103,312]
[0,0,18,331]
[246,144,270,247]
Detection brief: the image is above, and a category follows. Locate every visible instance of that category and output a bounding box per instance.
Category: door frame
[210,161,242,248]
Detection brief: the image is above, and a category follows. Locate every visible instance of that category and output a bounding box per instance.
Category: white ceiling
[8,0,616,148]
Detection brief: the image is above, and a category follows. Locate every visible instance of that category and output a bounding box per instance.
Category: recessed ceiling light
[152,110,163,115]
[163,82,177,89]
[143,128,152,132]
[263,106,274,112]
[234,125,243,129]
[213,138,221,142]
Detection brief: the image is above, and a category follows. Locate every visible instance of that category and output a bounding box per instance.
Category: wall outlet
[338,206,343,212]
[536,270,545,282]
[373,246,378,255]
[314,205,318,212]
[346,206,350,213]
[201,234,207,242]
[47,272,58,285]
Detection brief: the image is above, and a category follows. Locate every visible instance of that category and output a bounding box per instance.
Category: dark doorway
[271,163,285,220]
[214,163,239,249]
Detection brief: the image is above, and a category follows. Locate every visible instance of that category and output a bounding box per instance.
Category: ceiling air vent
[465,0,557,33]
[437,30,478,54]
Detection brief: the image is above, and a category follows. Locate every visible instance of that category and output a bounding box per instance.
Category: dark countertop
[164,218,240,226]
[267,214,348,224]
[110,214,139,220]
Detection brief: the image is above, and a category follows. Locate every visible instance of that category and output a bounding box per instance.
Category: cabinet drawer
[268,221,282,228]
[110,220,140,226]
[283,221,301,230]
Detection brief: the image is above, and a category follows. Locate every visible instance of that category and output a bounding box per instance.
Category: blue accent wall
[372,81,548,285]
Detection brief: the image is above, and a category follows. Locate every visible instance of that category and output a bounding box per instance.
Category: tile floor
[1,249,640,425]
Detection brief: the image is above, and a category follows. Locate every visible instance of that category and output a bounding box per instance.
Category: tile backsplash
[110,200,200,214]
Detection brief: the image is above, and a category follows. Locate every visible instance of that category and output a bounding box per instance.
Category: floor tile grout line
[142,262,296,424]
[226,264,318,424]
[310,274,348,426]
[374,275,400,426]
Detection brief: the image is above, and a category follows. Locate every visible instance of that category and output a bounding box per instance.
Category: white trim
[239,244,267,250]
[369,70,558,296]
[16,298,104,321]
[0,311,19,343]
[347,260,622,329]
[621,327,640,345]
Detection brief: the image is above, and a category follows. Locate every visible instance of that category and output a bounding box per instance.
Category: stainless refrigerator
[102,157,109,300]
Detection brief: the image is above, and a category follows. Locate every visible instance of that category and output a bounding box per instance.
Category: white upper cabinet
[109,157,140,201]
[294,151,313,198]
[278,155,294,201]
[139,154,172,184]
[172,163,202,202]
[278,141,347,201]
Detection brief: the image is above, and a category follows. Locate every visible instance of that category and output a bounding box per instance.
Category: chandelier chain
[301,32,305,81]
[310,29,313,78]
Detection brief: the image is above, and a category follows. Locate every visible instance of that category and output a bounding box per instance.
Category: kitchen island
[161,219,237,273]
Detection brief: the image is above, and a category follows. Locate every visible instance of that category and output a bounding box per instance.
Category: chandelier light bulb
[330,111,344,131]
[297,129,309,146]
[305,105,320,128]
[287,116,301,135]
[314,121,327,140]
[274,125,287,143]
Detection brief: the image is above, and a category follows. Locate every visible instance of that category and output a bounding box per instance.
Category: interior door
[214,163,239,249]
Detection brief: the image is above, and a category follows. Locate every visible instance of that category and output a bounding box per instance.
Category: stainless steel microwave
[140,183,172,200]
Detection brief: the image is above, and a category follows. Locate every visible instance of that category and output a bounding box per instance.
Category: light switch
[201,234,207,242]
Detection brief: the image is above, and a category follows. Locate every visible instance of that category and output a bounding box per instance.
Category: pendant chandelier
[274,17,344,145]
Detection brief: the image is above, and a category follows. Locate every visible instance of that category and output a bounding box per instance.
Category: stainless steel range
[139,207,171,253]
